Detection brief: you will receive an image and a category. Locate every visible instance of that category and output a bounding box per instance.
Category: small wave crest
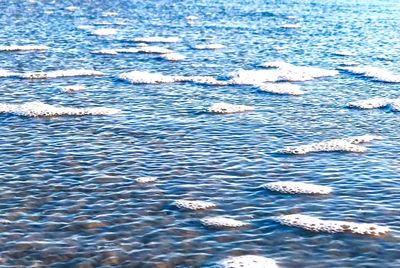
[0,45,49,52]
[91,28,118,36]
[174,200,216,210]
[200,216,248,228]
[208,102,254,114]
[263,182,332,195]
[217,255,278,268]
[160,53,186,61]
[62,85,86,93]
[19,70,104,79]
[259,83,303,95]
[342,66,400,83]
[348,98,400,111]
[275,214,390,236]
[0,101,120,117]
[135,177,157,183]
[282,135,381,155]
[132,37,181,43]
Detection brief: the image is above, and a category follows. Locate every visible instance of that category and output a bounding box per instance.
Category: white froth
[0,69,18,77]
[132,37,181,43]
[102,11,118,17]
[115,48,140,53]
[194,44,225,50]
[160,53,186,61]
[217,255,278,268]
[0,101,120,117]
[77,25,95,30]
[342,66,400,83]
[261,61,293,69]
[186,76,229,86]
[281,23,301,29]
[186,15,198,21]
[174,200,216,210]
[208,102,254,114]
[348,98,391,109]
[91,28,118,36]
[135,177,157,183]
[62,85,86,93]
[275,214,390,236]
[65,6,78,11]
[333,50,355,57]
[137,46,173,54]
[259,83,304,95]
[91,49,119,55]
[119,71,180,84]
[200,216,248,228]
[0,45,49,52]
[263,181,332,195]
[19,70,104,79]
[282,135,381,155]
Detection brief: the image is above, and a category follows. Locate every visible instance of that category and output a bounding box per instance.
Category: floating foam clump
[91,49,119,55]
[259,83,303,95]
[194,44,225,50]
[342,66,400,83]
[160,53,186,61]
[0,45,49,52]
[136,46,173,54]
[0,101,120,117]
[119,71,181,84]
[102,11,118,17]
[135,177,157,183]
[0,69,18,77]
[333,51,355,57]
[65,6,78,11]
[208,102,254,114]
[229,62,337,85]
[281,23,301,29]
[217,255,278,268]
[91,28,118,36]
[201,216,248,228]
[282,135,381,155]
[263,181,332,195]
[62,85,86,93]
[132,37,181,43]
[275,214,390,236]
[348,98,400,111]
[186,76,229,86]
[174,200,216,210]
[19,70,104,79]
[77,25,95,30]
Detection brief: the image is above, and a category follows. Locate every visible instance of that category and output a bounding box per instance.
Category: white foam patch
[348,98,400,110]
[333,51,355,57]
[217,255,278,268]
[132,37,181,43]
[102,11,118,17]
[136,46,174,54]
[342,66,400,83]
[65,6,78,11]
[91,49,119,55]
[160,53,186,61]
[186,15,198,21]
[135,177,157,183]
[229,62,338,85]
[0,45,49,52]
[263,182,332,195]
[0,101,120,117]
[208,102,254,114]
[194,44,225,50]
[0,69,18,77]
[281,23,301,28]
[77,25,95,30]
[259,83,304,95]
[174,200,216,210]
[19,70,104,79]
[91,28,118,36]
[186,76,229,86]
[282,135,381,155]
[200,216,248,228]
[341,61,359,66]
[62,85,86,93]
[275,214,390,236]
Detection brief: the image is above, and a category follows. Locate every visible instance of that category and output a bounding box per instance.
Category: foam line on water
[0,45,49,52]
[174,200,216,210]
[208,102,254,114]
[341,66,400,83]
[263,182,332,195]
[0,101,120,117]
[62,85,86,93]
[18,70,104,79]
[275,214,390,236]
[259,83,304,95]
[217,255,278,268]
[200,216,249,228]
[348,98,400,112]
[159,53,186,61]
[135,177,157,183]
[282,135,381,155]
[132,37,181,43]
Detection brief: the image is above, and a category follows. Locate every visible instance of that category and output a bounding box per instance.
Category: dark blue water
[0,0,399,267]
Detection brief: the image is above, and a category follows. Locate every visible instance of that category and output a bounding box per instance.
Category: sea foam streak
[19,70,104,79]
[259,83,303,95]
[348,98,400,111]
[132,37,181,43]
[0,102,120,117]
[200,216,248,228]
[135,177,157,183]
[282,135,382,155]
[160,53,186,61]
[208,102,254,114]
[91,28,118,36]
[275,214,390,236]
[0,45,49,52]
[342,66,400,83]
[217,255,278,268]
[174,200,216,210]
[62,85,86,93]
[263,182,332,195]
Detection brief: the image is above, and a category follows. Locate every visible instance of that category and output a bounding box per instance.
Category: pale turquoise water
[0,0,399,267]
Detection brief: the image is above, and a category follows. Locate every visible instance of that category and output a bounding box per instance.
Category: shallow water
[0,0,400,267]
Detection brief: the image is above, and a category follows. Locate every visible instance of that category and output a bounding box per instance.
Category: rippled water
[0,0,400,267]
